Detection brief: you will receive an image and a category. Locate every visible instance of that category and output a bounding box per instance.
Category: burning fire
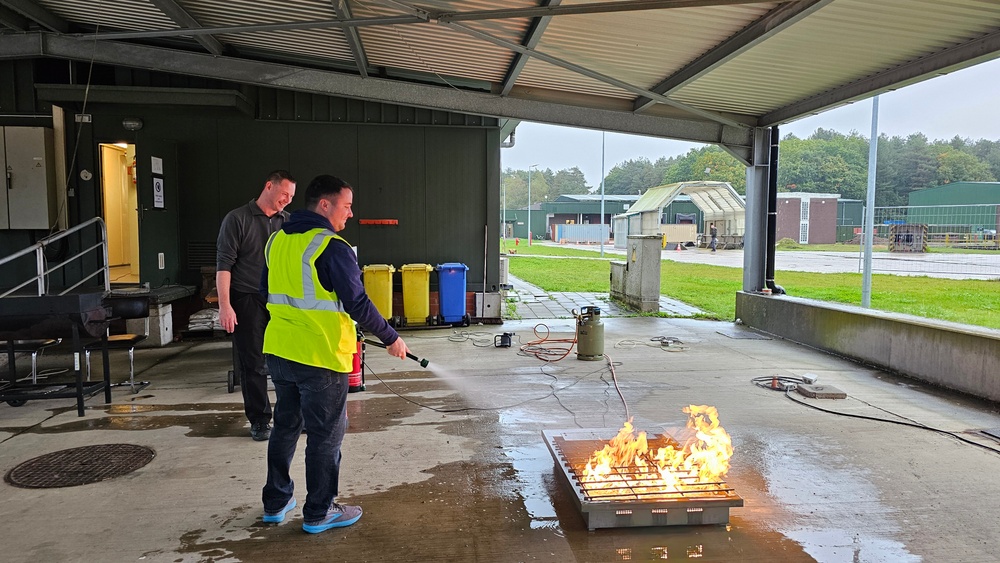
[581,405,733,497]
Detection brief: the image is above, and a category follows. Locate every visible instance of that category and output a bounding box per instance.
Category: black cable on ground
[446,330,495,347]
[604,353,629,421]
[752,375,1000,455]
[614,336,689,353]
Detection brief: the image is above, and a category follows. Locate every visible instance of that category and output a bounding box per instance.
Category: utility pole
[600,131,606,257]
[527,164,537,246]
[862,96,879,308]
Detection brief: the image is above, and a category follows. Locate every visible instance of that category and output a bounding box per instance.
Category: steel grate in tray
[543,429,742,530]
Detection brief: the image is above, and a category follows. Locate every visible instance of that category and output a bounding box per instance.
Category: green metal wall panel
[908,182,1000,206]
[351,126,426,271]
[662,200,702,224]
[425,127,489,289]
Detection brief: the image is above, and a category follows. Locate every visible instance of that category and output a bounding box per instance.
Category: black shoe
[251,422,271,441]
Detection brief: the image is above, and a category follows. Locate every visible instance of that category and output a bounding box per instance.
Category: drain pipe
[765,127,785,295]
[501,130,516,148]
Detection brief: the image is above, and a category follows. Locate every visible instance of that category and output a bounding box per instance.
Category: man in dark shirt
[216,170,296,441]
[709,222,718,253]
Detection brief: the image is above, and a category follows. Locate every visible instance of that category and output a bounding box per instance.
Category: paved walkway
[507,273,704,320]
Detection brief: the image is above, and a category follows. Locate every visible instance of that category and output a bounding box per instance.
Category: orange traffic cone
[675,243,682,251]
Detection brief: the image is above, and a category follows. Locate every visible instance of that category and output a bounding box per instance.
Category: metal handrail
[0,217,110,298]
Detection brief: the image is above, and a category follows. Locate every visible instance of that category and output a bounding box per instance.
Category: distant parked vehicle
[976,227,996,241]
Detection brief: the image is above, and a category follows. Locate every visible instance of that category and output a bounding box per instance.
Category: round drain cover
[5,444,155,489]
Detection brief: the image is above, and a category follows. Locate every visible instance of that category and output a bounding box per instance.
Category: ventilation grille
[187,241,217,270]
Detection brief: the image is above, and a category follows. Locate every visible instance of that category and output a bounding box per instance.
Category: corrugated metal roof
[10,0,1000,149]
[518,2,780,100]
[626,181,744,217]
[674,0,1000,118]
[37,0,178,31]
[183,0,354,62]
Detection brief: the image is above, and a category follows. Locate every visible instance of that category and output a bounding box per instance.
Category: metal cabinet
[1,127,57,230]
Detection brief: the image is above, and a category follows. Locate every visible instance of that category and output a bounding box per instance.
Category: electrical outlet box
[158,252,165,270]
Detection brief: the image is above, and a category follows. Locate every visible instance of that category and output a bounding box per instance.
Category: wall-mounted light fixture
[122,117,143,131]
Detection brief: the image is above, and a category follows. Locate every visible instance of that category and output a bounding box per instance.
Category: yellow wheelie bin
[400,263,433,326]
[362,264,395,321]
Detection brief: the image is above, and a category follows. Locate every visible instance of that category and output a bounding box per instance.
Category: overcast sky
[502,57,1000,190]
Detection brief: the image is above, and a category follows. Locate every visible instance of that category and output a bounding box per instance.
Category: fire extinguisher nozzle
[406,352,429,368]
[365,339,429,368]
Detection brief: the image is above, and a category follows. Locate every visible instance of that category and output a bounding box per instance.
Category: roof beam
[435,0,797,22]
[499,0,561,96]
[633,0,832,112]
[440,20,750,128]
[0,33,752,159]
[0,3,29,31]
[0,0,68,33]
[147,0,224,56]
[376,0,749,127]
[761,28,1000,126]
[71,0,793,41]
[70,15,421,41]
[333,0,370,78]
[35,84,254,114]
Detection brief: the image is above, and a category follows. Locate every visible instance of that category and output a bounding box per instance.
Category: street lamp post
[600,131,606,257]
[527,164,537,246]
[501,175,506,242]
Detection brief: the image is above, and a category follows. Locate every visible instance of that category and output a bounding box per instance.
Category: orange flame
[581,405,733,497]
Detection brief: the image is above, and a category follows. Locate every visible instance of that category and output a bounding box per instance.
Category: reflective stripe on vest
[266,230,347,313]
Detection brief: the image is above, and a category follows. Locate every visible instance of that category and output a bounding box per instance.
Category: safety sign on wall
[153,176,165,209]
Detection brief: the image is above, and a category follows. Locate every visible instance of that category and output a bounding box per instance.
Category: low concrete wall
[736,291,1000,403]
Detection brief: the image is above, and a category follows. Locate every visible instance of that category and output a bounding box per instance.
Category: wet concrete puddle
[7,368,923,561]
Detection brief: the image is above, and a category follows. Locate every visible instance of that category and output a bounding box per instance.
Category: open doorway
[99,143,139,284]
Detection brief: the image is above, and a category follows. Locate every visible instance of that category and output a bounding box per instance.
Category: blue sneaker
[302,503,362,533]
[262,497,297,523]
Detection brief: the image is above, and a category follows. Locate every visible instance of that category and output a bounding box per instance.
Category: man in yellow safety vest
[260,174,409,534]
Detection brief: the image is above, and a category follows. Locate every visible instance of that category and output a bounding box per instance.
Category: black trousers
[231,290,272,425]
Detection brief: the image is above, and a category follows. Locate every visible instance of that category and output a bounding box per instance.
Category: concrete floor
[3,316,1000,562]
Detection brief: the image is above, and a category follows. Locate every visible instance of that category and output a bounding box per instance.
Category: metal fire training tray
[542,428,743,530]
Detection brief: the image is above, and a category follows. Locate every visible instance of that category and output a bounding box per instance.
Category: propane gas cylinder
[576,306,604,361]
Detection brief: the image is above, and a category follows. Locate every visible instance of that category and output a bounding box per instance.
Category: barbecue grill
[1,292,113,416]
[543,428,743,530]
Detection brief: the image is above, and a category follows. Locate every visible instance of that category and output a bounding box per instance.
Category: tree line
[503,129,1000,208]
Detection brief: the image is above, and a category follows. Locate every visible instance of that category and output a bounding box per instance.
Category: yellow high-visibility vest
[263,228,355,372]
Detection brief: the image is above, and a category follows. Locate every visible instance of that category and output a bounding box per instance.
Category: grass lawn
[507,245,1000,329]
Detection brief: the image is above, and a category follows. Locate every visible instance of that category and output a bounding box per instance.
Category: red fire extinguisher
[348,328,365,392]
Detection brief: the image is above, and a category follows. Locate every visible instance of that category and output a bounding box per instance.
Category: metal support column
[742,127,772,292]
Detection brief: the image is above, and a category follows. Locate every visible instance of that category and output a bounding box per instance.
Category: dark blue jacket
[261,209,398,346]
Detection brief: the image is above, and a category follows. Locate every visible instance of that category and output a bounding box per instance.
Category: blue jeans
[262,355,349,522]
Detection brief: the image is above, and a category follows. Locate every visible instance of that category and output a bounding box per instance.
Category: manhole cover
[5,444,155,489]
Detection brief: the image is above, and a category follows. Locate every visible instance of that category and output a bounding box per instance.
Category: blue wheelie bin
[436,262,470,326]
